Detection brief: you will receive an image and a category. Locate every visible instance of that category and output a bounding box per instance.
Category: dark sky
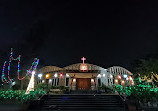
[0,0,158,72]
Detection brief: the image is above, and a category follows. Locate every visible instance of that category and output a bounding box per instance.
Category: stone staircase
[40,94,125,110]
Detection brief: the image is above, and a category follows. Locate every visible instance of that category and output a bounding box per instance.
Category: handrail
[118,92,126,101]
[113,86,126,101]
[38,92,47,100]
[115,89,126,111]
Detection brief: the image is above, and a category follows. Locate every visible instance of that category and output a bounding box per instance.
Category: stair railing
[38,92,47,100]
[115,90,126,111]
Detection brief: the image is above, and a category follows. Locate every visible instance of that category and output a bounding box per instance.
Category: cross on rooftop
[81,57,86,64]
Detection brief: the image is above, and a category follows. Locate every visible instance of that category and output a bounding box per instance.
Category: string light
[139,73,158,82]
[0,89,45,101]
[1,48,39,83]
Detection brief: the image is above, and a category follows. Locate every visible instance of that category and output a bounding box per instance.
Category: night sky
[1,1,158,72]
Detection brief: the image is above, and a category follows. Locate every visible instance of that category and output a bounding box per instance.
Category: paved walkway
[0,104,22,111]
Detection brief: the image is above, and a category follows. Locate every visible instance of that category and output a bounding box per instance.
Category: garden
[0,88,45,105]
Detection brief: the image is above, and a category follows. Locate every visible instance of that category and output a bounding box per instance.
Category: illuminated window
[52,78,59,86]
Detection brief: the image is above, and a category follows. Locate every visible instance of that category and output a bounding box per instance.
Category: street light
[54,73,58,78]
[129,76,133,81]
[122,80,125,84]
[46,74,50,79]
[97,74,101,77]
[66,74,69,77]
[110,74,113,78]
[103,74,106,77]
[118,75,121,79]
[115,79,118,83]
[38,74,42,79]
[123,74,127,78]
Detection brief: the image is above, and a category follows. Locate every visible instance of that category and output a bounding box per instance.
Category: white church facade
[38,57,134,90]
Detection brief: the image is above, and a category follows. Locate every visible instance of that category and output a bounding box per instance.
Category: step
[45,98,119,100]
[41,106,124,110]
[44,102,121,105]
[45,100,120,103]
[40,94,124,110]
[42,96,122,100]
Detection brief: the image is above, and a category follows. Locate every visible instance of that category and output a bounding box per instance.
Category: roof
[39,66,63,73]
[38,63,133,75]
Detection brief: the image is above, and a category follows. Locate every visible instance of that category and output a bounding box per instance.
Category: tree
[134,58,158,85]
[134,58,158,76]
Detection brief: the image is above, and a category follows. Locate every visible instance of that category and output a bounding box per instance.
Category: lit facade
[37,62,133,90]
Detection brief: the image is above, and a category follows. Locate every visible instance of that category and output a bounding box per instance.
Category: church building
[38,57,134,90]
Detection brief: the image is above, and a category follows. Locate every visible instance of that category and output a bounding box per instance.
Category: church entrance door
[76,78,91,90]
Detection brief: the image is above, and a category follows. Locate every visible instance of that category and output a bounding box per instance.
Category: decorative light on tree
[1,48,39,83]
[25,71,35,94]
[139,72,158,82]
